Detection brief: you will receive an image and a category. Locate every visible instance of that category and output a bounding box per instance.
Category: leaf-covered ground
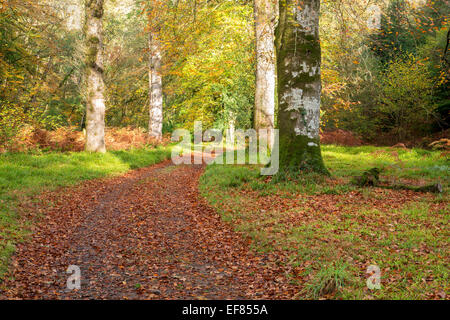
[200,146,449,299]
[0,161,298,299]
[0,146,171,277]
[0,145,448,300]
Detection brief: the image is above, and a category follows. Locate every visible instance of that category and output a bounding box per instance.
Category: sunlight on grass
[322,145,449,182]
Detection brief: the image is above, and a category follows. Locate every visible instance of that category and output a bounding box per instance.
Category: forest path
[1,161,296,299]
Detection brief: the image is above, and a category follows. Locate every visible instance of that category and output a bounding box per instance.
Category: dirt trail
[1,161,297,299]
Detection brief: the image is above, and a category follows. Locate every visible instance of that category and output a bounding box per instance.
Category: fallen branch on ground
[352,168,443,193]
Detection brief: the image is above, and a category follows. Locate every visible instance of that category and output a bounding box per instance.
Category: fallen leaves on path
[1,161,299,299]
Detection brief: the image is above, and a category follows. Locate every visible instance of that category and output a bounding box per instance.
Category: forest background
[0,0,449,152]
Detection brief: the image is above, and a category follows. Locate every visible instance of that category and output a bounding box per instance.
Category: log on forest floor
[386,183,443,194]
[352,168,443,193]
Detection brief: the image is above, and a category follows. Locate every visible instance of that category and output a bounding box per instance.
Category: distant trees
[1,0,448,152]
[84,0,106,152]
[0,0,82,148]
[320,0,449,143]
[160,1,255,131]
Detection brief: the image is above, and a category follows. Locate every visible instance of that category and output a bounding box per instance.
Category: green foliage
[104,4,150,128]
[0,1,85,146]
[2,0,447,146]
[379,54,436,140]
[321,0,450,142]
[417,28,450,117]
[369,0,417,64]
[166,1,255,131]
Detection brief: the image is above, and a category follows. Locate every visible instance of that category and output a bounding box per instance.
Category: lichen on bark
[84,0,106,152]
[275,0,328,174]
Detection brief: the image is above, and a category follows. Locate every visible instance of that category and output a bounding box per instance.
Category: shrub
[378,54,436,141]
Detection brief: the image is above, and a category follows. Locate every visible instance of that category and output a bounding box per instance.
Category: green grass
[305,260,353,299]
[0,146,171,278]
[200,145,449,300]
[322,145,449,181]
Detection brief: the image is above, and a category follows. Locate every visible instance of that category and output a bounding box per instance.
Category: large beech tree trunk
[84,0,106,153]
[275,0,327,173]
[148,32,163,139]
[254,0,276,145]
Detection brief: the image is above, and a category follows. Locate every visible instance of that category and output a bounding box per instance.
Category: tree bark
[254,0,276,146]
[149,32,163,139]
[275,0,327,173]
[84,0,106,153]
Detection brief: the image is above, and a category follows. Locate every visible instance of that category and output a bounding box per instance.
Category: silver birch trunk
[84,0,106,153]
[254,0,276,145]
[149,32,163,139]
[227,115,236,148]
[275,0,327,173]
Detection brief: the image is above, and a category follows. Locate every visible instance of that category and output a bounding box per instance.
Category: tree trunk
[275,0,327,173]
[227,113,236,147]
[84,0,106,153]
[254,0,276,146]
[149,32,163,139]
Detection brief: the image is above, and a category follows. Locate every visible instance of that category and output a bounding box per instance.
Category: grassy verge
[200,145,449,299]
[0,146,172,278]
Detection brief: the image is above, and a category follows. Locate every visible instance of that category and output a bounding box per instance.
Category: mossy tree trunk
[84,0,106,153]
[275,0,327,173]
[254,0,276,146]
[149,32,163,139]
